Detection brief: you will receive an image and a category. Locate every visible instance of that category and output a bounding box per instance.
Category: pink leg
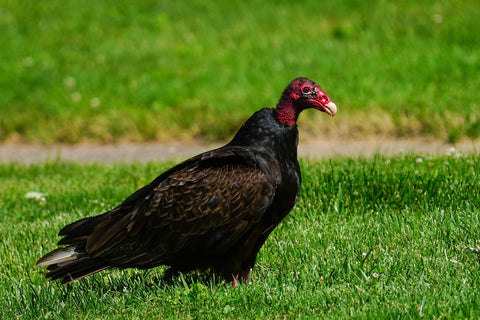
[243,268,252,283]
[232,274,239,288]
[232,269,252,287]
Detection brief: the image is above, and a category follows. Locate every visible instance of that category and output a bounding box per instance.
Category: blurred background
[1,0,479,144]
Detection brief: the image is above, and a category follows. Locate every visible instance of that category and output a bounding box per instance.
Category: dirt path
[0,138,478,164]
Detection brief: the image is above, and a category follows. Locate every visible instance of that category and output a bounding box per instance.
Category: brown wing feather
[82,162,275,268]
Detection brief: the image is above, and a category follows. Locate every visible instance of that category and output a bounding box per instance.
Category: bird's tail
[36,246,111,284]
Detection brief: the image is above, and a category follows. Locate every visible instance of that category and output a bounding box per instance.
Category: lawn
[1,0,479,143]
[1,154,480,319]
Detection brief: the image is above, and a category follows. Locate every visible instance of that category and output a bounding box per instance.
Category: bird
[36,77,337,286]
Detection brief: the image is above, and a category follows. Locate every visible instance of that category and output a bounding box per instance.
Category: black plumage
[36,77,337,285]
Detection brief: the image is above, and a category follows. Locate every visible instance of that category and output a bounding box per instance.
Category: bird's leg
[243,268,252,283]
[232,274,239,288]
[231,268,252,287]
[162,266,183,283]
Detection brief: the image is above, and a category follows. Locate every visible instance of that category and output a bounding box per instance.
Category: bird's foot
[232,268,252,288]
[243,268,251,283]
[232,274,239,288]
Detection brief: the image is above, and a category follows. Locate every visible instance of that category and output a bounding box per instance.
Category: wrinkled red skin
[275,78,334,125]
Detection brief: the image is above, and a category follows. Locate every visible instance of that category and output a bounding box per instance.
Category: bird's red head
[275,77,337,125]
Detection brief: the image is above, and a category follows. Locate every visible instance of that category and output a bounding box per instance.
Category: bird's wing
[59,149,277,267]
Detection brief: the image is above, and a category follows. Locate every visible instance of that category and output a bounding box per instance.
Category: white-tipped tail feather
[36,246,78,266]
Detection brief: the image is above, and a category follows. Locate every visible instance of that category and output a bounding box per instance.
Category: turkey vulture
[36,77,337,286]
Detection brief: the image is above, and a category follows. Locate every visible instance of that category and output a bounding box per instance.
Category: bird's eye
[302,86,311,94]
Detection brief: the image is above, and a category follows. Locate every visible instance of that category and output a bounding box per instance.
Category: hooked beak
[309,99,337,117]
[323,101,337,117]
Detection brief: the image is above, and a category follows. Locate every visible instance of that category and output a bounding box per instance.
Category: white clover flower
[72,92,82,102]
[64,76,76,89]
[90,97,101,108]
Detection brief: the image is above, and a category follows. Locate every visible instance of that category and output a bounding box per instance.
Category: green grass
[1,154,480,319]
[1,0,479,143]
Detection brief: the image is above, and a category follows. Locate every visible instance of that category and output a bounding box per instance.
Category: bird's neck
[228,108,294,148]
[274,97,301,126]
